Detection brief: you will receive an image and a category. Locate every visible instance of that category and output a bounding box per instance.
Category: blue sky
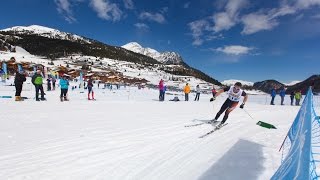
[1,0,320,83]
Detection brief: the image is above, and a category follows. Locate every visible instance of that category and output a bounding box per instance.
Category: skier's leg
[214,100,229,120]
[221,102,238,124]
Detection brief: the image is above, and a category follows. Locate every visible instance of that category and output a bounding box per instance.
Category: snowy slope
[0,84,316,179]
[1,25,91,44]
[122,42,183,65]
[285,81,301,86]
[222,79,254,86]
[0,46,214,90]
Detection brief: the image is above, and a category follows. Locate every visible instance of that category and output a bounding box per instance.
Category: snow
[1,25,91,44]
[284,81,301,86]
[222,79,254,86]
[122,42,182,64]
[1,81,318,179]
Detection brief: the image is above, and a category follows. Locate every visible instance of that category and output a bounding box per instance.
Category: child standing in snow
[59,74,69,101]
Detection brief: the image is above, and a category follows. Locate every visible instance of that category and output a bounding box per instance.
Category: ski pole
[278,134,288,152]
[242,108,255,121]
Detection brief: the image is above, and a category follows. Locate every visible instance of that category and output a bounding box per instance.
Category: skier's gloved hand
[240,103,245,109]
[210,97,216,102]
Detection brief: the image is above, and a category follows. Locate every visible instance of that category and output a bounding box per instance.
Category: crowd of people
[270,86,302,106]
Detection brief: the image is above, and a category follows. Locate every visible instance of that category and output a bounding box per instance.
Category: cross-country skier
[209,82,248,128]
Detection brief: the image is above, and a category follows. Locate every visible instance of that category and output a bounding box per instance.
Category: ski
[199,123,228,138]
[185,122,205,127]
[185,121,220,128]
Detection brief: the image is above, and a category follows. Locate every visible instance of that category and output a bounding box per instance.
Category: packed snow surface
[0,81,314,180]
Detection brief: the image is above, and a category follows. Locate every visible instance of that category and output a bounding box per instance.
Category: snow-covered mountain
[122,42,183,65]
[221,79,254,86]
[0,25,221,86]
[285,81,301,86]
[1,25,91,44]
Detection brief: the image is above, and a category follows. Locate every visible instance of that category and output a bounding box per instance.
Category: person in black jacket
[290,91,295,106]
[14,70,26,101]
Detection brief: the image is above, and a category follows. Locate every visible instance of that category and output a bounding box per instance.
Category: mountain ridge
[0,25,221,86]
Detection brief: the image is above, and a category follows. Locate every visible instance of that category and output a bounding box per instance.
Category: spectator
[270,87,277,105]
[59,74,70,101]
[290,91,295,106]
[14,70,26,101]
[295,90,302,106]
[159,79,164,101]
[194,85,200,101]
[279,87,286,105]
[183,83,191,101]
[32,69,46,101]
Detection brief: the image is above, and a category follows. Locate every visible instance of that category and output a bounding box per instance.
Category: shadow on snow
[199,139,265,180]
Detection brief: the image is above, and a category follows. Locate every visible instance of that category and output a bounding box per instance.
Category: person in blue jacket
[270,87,277,105]
[279,87,286,105]
[59,74,70,101]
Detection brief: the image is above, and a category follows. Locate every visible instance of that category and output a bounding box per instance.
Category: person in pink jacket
[159,79,164,101]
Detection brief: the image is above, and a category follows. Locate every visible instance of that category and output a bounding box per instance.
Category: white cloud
[134,23,149,30]
[294,0,320,9]
[225,0,248,17]
[54,0,77,23]
[212,12,236,32]
[123,0,134,9]
[206,33,224,41]
[188,19,211,46]
[187,0,320,45]
[90,0,122,21]
[139,12,166,24]
[188,0,248,45]
[183,2,190,9]
[241,13,279,35]
[214,45,254,55]
[212,0,248,32]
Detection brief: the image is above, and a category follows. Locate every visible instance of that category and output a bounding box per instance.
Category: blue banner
[271,87,315,179]
[2,62,7,75]
[2,62,7,81]
[18,64,23,73]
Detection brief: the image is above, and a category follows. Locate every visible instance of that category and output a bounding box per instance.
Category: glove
[240,103,245,109]
[210,97,216,102]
